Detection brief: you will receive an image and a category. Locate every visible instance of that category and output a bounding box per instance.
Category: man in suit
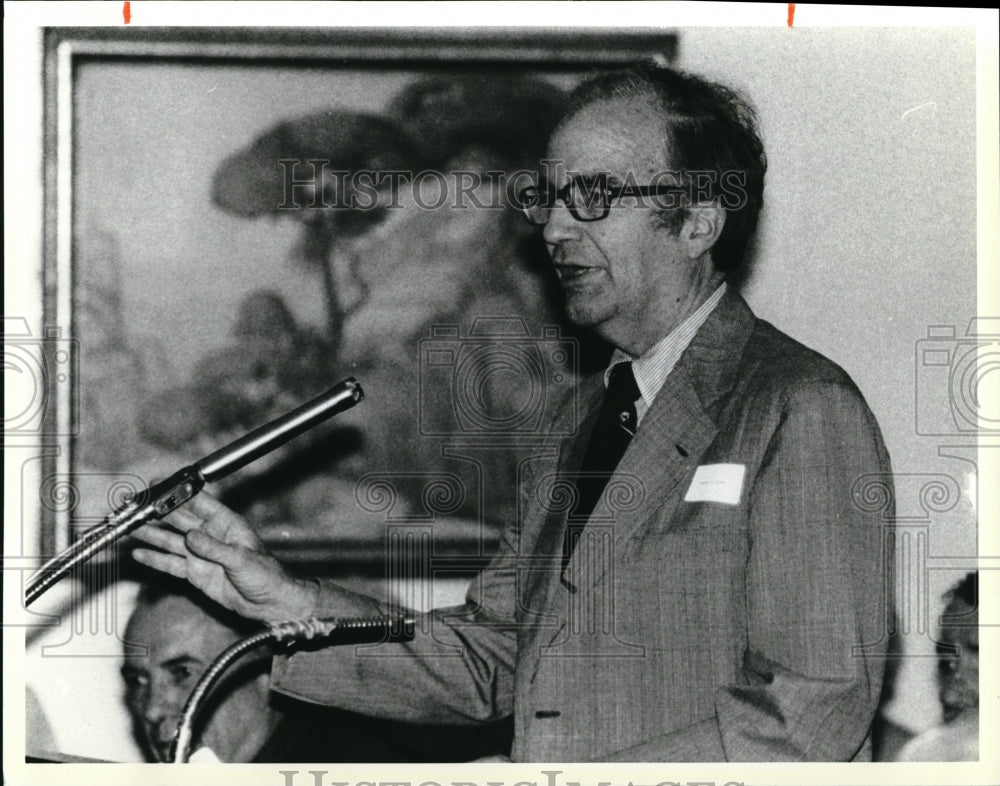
[133,65,893,761]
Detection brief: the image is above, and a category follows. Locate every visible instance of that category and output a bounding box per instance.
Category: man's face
[122,595,272,762]
[938,601,979,723]
[543,96,698,354]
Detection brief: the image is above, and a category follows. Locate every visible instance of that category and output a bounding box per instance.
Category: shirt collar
[603,283,727,409]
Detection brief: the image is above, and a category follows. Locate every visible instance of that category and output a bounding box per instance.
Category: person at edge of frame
[895,572,979,762]
[122,577,512,762]
[132,64,894,762]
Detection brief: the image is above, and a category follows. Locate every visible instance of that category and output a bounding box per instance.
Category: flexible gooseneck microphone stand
[170,615,416,763]
[24,378,364,607]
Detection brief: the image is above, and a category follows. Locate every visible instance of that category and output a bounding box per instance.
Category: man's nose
[143,682,183,727]
[542,200,582,246]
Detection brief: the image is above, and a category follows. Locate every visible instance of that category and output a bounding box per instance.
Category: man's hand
[131,491,317,624]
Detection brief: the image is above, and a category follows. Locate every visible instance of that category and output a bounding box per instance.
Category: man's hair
[132,576,259,637]
[936,571,978,658]
[942,571,978,622]
[564,66,767,274]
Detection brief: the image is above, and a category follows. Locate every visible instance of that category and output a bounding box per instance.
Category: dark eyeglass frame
[516,175,687,226]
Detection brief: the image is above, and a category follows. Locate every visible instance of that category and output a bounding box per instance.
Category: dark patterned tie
[560,361,640,586]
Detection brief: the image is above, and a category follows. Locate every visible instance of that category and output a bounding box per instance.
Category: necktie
[560,361,640,586]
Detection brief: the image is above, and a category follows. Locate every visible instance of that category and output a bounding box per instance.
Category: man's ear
[681,204,726,260]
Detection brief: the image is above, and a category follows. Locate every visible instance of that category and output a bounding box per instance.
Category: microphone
[25,379,364,607]
[197,378,362,481]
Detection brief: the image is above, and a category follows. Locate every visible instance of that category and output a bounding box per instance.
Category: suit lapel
[561,288,757,593]
[521,376,604,610]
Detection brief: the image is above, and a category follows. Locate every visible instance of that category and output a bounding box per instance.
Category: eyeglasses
[516,175,687,226]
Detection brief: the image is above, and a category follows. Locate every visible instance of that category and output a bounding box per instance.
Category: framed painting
[41,27,678,573]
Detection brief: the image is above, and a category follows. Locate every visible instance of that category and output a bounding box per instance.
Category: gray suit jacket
[272,289,893,761]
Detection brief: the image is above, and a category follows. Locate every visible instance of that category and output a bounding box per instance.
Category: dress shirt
[603,282,727,424]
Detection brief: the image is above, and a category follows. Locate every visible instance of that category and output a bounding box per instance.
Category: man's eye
[170,665,195,684]
[122,670,149,689]
[570,176,611,208]
[536,182,558,200]
[520,187,544,205]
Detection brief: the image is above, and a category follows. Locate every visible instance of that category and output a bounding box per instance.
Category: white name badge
[683,463,746,505]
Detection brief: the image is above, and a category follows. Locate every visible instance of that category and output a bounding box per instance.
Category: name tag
[684,463,746,505]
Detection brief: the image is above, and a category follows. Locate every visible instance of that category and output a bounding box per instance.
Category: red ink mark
[123,1,131,24]
[787,3,795,27]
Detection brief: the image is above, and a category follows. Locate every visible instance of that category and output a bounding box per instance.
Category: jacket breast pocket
[620,490,749,561]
